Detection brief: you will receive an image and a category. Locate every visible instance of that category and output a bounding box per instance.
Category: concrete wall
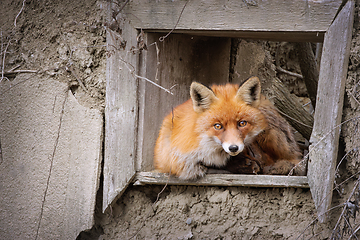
[0,76,102,239]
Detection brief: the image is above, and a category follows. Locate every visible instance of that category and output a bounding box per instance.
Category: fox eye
[238,120,247,127]
[214,123,223,130]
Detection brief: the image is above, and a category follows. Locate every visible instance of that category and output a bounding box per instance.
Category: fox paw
[223,154,262,174]
[289,160,307,176]
[263,160,295,175]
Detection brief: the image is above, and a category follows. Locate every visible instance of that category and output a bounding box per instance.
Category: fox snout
[229,145,239,152]
[222,142,244,156]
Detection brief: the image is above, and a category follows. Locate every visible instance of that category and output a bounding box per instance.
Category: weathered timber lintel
[121,0,342,43]
[144,30,325,43]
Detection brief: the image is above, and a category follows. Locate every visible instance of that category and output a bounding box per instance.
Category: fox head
[190,76,266,157]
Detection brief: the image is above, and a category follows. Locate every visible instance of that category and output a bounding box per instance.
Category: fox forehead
[210,83,239,100]
[201,84,262,123]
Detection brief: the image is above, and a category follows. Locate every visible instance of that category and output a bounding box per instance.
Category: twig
[7,64,21,72]
[343,214,359,240]
[333,149,357,196]
[118,0,130,13]
[320,169,360,220]
[14,0,26,27]
[297,171,360,239]
[308,115,360,160]
[275,65,304,79]
[349,90,360,106]
[275,43,304,79]
[331,177,360,239]
[308,229,328,240]
[0,67,58,95]
[302,100,312,108]
[348,224,360,240]
[296,203,346,240]
[112,46,174,95]
[335,148,357,178]
[107,30,174,94]
[289,115,360,176]
[304,116,360,171]
[4,69,38,77]
[1,37,11,82]
[135,74,174,95]
[111,0,130,20]
[148,42,160,82]
[159,0,190,42]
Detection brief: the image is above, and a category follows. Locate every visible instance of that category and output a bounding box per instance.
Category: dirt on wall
[97,186,320,239]
[1,0,107,111]
[2,0,360,239]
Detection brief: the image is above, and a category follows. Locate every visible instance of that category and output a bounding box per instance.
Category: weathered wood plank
[122,0,342,42]
[308,0,355,223]
[134,172,309,188]
[103,5,139,212]
[136,33,231,171]
[148,30,325,43]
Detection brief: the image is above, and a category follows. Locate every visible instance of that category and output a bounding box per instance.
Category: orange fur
[154,76,305,179]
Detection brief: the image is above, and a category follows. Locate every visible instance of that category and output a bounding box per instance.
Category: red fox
[154,76,306,179]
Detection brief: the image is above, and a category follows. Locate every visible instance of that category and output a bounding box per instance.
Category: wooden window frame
[104,0,355,223]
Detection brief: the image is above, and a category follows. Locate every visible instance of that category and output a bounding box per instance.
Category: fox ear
[236,76,261,107]
[190,82,217,113]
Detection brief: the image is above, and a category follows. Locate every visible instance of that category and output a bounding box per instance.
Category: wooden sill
[133,172,309,188]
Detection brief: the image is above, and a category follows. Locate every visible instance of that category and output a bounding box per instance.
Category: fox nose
[228,145,239,153]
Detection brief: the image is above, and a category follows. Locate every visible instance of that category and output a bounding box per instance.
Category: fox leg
[263,159,306,176]
[224,145,263,174]
[287,159,307,176]
[263,160,295,175]
[224,153,262,174]
[178,161,208,180]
